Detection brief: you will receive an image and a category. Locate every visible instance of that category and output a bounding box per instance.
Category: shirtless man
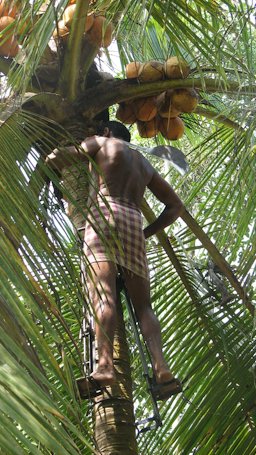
[47,121,184,396]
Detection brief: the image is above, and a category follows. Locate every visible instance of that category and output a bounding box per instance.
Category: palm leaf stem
[142,193,252,314]
[78,77,256,119]
[194,106,243,130]
[80,43,100,91]
[180,209,253,314]
[141,198,198,303]
[59,0,90,101]
[191,67,245,76]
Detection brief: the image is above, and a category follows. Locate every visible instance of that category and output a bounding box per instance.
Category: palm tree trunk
[93,297,138,455]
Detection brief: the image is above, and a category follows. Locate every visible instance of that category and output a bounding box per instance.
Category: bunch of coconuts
[0,0,113,59]
[52,1,113,49]
[0,0,51,57]
[116,57,198,140]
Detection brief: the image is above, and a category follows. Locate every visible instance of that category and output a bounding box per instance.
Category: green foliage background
[0,0,255,453]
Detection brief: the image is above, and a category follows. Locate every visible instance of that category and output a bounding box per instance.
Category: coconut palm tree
[0,0,255,454]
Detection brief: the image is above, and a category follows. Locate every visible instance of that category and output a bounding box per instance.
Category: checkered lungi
[83,195,149,281]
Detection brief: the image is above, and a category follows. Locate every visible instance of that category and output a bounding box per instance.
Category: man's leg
[88,261,117,386]
[123,271,174,384]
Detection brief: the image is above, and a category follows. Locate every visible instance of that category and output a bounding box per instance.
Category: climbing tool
[118,273,163,433]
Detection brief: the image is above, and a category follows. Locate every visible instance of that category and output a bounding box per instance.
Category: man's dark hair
[97,121,131,142]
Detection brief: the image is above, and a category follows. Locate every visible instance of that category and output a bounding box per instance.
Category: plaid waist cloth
[83,195,149,281]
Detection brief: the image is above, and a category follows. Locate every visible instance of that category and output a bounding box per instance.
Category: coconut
[116,103,137,124]
[156,91,181,118]
[87,15,113,48]
[159,117,185,140]
[0,17,18,57]
[164,56,190,79]
[125,61,141,79]
[0,37,18,57]
[63,4,76,28]
[138,60,164,82]
[0,16,19,57]
[53,20,69,40]
[85,13,94,33]
[0,16,14,31]
[0,15,15,30]
[63,5,94,34]
[171,88,198,113]
[137,118,159,138]
[132,97,157,122]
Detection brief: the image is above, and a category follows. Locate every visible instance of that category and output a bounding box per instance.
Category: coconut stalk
[77,77,256,120]
[59,0,90,101]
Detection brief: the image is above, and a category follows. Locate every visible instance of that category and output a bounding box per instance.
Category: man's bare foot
[154,363,174,384]
[91,365,116,386]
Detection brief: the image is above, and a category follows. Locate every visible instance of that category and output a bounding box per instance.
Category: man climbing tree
[47,120,184,399]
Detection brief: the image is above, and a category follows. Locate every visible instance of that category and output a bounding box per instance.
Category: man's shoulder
[105,137,126,150]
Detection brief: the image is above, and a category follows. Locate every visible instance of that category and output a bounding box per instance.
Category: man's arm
[45,136,108,173]
[45,145,85,173]
[143,171,184,239]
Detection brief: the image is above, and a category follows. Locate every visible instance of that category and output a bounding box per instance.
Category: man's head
[97,121,131,142]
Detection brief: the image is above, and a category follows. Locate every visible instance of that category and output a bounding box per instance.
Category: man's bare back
[83,136,154,206]
[81,135,183,239]
[46,132,183,237]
